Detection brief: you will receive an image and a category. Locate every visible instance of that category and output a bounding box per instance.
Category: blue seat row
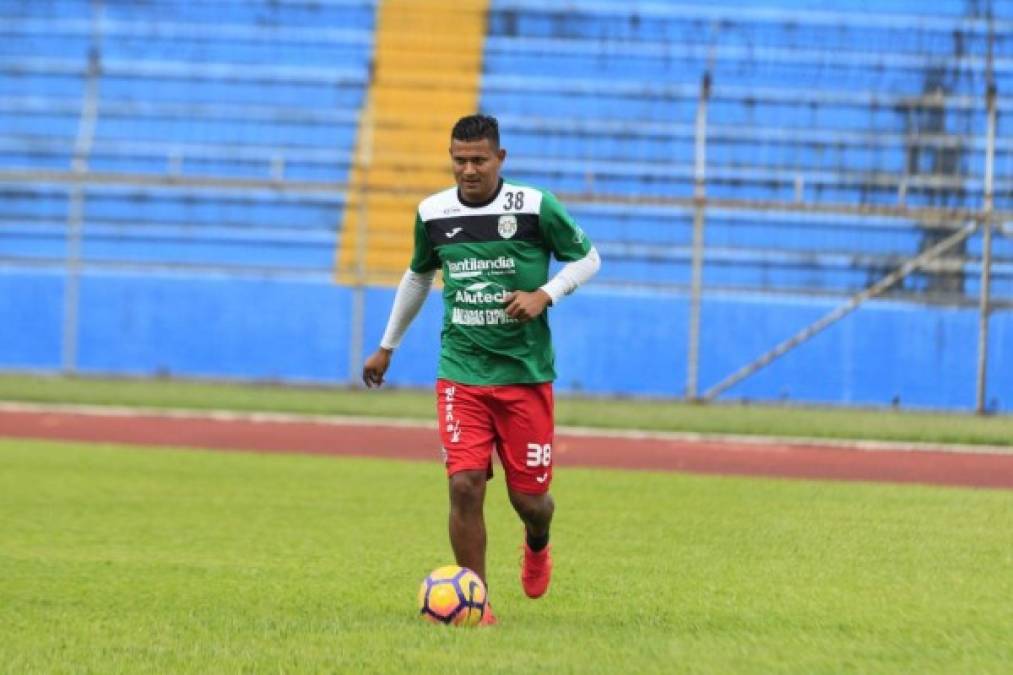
[0,33,372,69]
[0,184,344,230]
[571,204,928,253]
[92,115,357,148]
[100,75,367,109]
[484,84,995,133]
[0,220,338,270]
[586,243,981,293]
[101,1,377,28]
[5,0,377,28]
[500,125,1007,176]
[483,50,1010,97]
[85,155,351,182]
[487,0,1011,46]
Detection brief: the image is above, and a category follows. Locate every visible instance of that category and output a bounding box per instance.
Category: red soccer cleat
[521,542,553,599]
[479,602,498,626]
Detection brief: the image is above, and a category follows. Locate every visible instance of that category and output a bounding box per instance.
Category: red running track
[1,407,1011,490]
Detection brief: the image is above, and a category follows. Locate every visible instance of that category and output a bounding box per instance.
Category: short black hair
[451,114,500,147]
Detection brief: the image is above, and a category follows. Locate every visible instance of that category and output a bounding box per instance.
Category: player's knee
[449,471,485,511]
[510,490,554,525]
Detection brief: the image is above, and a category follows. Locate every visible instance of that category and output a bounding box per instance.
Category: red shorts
[436,378,554,494]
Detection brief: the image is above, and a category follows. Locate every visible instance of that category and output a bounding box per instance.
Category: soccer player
[362,114,600,625]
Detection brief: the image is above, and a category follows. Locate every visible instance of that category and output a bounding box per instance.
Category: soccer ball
[417,565,488,626]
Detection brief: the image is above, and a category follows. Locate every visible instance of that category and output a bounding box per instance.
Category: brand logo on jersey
[446,256,516,279]
[456,281,509,305]
[573,227,585,244]
[445,227,464,238]
[497,215,517,239]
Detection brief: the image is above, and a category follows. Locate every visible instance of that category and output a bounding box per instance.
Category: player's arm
[538,246,600,304]
[362,213,440,388]
[504,191,600,321]
[362,268,436,387]
[503,249,600,321]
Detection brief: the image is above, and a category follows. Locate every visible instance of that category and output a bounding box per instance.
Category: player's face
[450,138,506,203]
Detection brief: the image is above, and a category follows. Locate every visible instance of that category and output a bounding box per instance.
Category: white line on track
[1,400,1010,456]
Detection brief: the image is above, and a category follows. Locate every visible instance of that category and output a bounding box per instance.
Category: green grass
[1,439,1011,673]
[3,373,1013,446]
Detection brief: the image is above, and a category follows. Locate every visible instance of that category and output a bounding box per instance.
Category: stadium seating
[0,0,374,272]
[0,0,1010,403]
[481,0,1011,296]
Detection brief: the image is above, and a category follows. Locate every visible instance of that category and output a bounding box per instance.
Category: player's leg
[490,382,556,598]
[436,379,496,585]
[448,469,488,582]
[508,489,555,545]
[508,487,554,598]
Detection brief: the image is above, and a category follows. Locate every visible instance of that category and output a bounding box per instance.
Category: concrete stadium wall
[1,269,1008,411]
[0,270,352,382]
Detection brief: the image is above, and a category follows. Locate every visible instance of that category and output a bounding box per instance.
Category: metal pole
[977,211,993,414]
[348,98,373,384]
[686,71,711,399]
[61,1,103,374]
[975,19,997,415]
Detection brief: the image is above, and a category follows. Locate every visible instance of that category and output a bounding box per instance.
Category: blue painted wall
[370,282,1009,410]
[9,268,1006,410]
[2,270,353,383]
[0,269,65,370]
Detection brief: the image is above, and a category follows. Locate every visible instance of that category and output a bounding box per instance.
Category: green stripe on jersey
[410,180,592,385]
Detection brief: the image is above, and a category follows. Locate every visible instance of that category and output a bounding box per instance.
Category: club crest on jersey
[497,215,517,239]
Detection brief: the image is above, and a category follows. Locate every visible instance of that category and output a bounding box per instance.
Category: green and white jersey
[410,178,593,385]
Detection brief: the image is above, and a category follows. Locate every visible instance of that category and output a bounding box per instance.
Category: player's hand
[362,348,393,388]
[503,289,551,322]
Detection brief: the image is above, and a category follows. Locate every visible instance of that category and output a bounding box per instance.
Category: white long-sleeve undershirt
[379,268,436,350]
[378,247,600,350]
[539,246,601,305]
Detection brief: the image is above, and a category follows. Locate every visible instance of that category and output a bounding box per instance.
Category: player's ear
[497,148,506,162]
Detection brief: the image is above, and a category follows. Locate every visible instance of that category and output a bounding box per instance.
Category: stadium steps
[336,0,489,285]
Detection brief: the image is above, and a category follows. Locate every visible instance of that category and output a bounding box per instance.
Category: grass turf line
[2,373,1012,447]
[1,439,1010,673]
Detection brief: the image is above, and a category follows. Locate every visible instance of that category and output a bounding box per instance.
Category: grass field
[2,373,1012,446]
[2,438,1011,673]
